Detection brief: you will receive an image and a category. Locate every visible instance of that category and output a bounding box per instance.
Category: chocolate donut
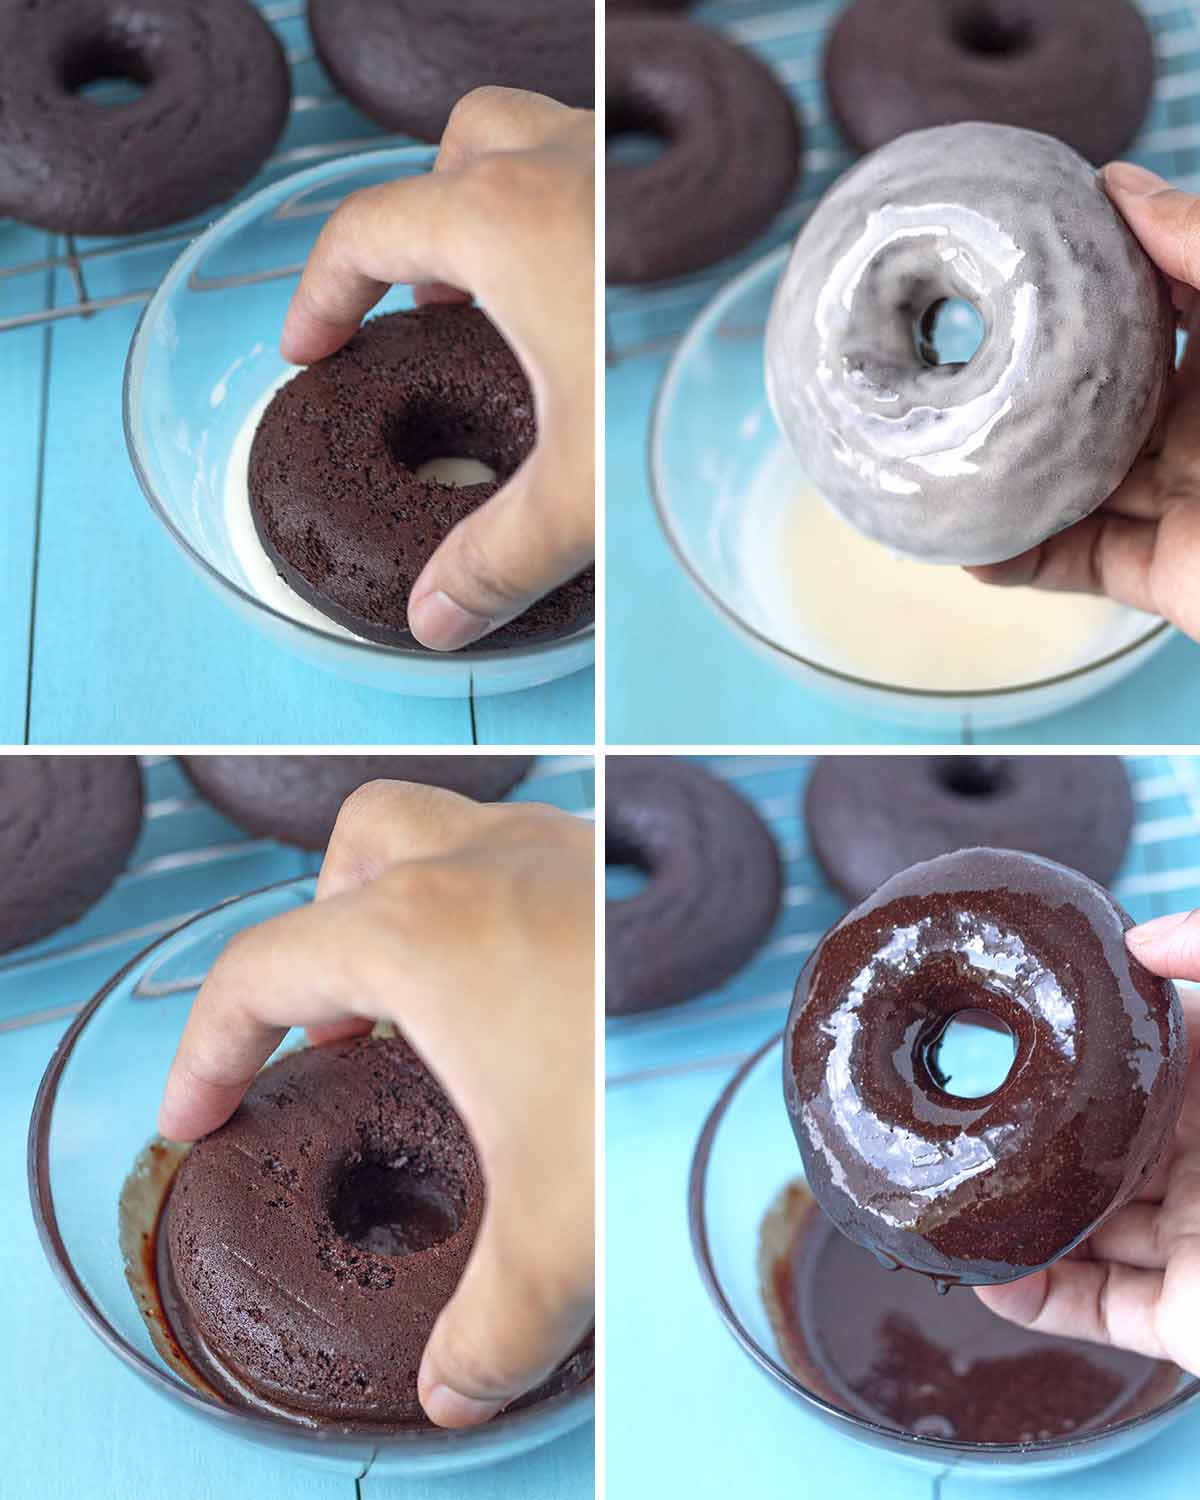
[163,1036,592,1425]
[606,757,782,1016]
[0,0,290,236]
[181,755,534,850]
[766,124,1175,566]
[307,0,594,144]
[249,306,594,648]
[606,17,802,284]
[806,756,1133,906]
[0,756,143,954]
[784,848,1186,1287]
[825,0,1154,164]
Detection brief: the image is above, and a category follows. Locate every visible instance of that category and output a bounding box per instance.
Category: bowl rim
[27,874,594,1457]
[122,145,594,670]
[687,1031,1200,1459]
[649,243,1171,704]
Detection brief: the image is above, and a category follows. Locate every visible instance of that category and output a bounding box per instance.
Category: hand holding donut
[970,163,1200,642]
[158,781,595,1429]
[281,86,595,651]
[977,913,1200,1377]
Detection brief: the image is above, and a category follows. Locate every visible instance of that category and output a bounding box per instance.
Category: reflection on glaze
[783,847,1186,1285]
[765,124,1174,565]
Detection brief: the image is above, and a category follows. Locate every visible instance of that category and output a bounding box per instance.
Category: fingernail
[1128,910,1190,947]
[1104,162,1169,197]
[408,590,493,651]
[422,1384,504,1429]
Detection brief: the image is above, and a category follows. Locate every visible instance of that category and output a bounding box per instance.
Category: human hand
[974,910,1200,1374]
[968,163,1200,643]
[158,780,595,1428]
[279,86,594,652]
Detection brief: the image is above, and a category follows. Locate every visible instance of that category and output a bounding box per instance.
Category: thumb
[418,1202,592,1427]
[1103,163,1200,289]
[1126,908,1200,980]
[407,447,592,651]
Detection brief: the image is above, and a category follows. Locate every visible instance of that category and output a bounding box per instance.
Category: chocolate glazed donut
[805,755,1133,905]
[606,17,802,284]
[0,0,290,235]
[784,848,1186,1288]
[825,0,1155,164]
[766,123,1175,566]
[308,0,594,143]
[606,757,782,1015]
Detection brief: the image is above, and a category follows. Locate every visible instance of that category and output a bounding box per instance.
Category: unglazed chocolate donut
[0,0,290,235]
[824,0,1155,164]
[784,848,1186,1287]
[606,17,802,284]
[606,757,782,1015]
[308,0,594,144]
[766,124,1175,565]
[806,756,1133,905]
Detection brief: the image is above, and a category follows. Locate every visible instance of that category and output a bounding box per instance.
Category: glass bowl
[688,1033,1200,1481]
[28,878,594,1477]
[124,148,594,699]
[651,246,1172,733]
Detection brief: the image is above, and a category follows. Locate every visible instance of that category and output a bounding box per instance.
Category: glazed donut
[164,1037,593,1423]
[825,0,1154,164]
[0,756,142,953]
[765,124,1175,566]
[249,306,595,648]
[181,755,535,850]
[308,0,594,144]
[784,847,1186,1287]
[606,757,782,1015]
[606,17,802,284]
[805,756,1133,905]
[0,0,290,235]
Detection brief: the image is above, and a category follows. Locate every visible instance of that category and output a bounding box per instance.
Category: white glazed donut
[765,123,1175,565]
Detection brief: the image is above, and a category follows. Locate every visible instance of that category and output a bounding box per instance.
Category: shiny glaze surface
[765,124,1174,565]
[784,847,1186,1284]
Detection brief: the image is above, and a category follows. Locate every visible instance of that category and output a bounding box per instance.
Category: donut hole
[932,756,1013,799]
[384,403,507,488]
[606,832,651,901]
[915,299,985,368]
[950,6,1035,58]
[60,32,152,106]
[925,1010,1017,1099]
[331,1157,461,1257]
[606,100,669,169]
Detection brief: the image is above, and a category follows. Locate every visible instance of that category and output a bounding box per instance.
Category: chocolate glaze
[765,123,1175,566]
[157,1037,593,1427]
[759,1183,1180,1444]
[784,848,1186,1285]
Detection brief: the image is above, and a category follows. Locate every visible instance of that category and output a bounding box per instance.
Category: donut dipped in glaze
[765,124,1175,566]
[783,848,1186,1287]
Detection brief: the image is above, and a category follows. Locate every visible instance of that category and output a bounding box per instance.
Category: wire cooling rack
[0,0,414,334]
[606,0,1200,362]
[605,754,1200,1086]
[0,754,594,1035]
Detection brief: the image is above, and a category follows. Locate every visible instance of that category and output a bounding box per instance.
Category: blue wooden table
[0,1,593,746]
[0,756,594,1499]
[606,755,1200,1498]
[605,0,1200,746]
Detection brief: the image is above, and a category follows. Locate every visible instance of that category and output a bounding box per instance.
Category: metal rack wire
[606,0,1200,363]
[0,754,593,1036]
[0,0,412,334]
[605,755,1200,1087]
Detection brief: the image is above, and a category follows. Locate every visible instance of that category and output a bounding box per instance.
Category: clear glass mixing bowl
[124,149,593,698]
[652,247,1172,733]
[28,879,593,1476]
[688,1034,1200,1482]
